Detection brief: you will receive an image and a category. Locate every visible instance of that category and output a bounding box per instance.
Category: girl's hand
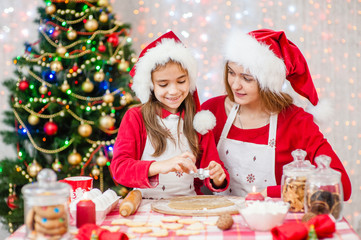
[148,152,197,176]
[206,161,226,187]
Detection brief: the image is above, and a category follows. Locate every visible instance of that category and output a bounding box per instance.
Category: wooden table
[6,199,361,240]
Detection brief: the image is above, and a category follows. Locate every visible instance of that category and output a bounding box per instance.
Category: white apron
[216,104,277,196]
[137,114,196,199]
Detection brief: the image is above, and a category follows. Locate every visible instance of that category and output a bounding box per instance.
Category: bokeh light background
[0,0,360,235]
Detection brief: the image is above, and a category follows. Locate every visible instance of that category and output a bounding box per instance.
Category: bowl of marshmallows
[239,200,290,231]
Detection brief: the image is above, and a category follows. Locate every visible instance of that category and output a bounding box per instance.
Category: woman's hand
[260,187,267,197]
[206,161,226,187]
[148,151,197,176]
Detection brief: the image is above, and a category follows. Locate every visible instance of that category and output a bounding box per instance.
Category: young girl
[110,31,229,199]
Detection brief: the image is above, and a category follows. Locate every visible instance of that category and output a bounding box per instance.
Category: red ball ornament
[19,80,30,91]
[72,64,79,72]
[6,194,18,210]
[52,29,61,39]
[106,125,116,136]
[98,42,106,53]
[44,121,58,135]
[107,34,119,47]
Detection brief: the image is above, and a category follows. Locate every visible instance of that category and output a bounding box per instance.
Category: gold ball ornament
[91,166,100,176]
[85,18,99,32]
[124,92,133,103]
[45,4,56,15]
[39,85,48,94]
[56,46,67,56]
[50,60,63,72]
[118,60,130,72]
[98,0,109,7]
[28,115,40,126]
[60,81,70,92]
[67,28,77,40]
[99,12,109,23]
[27,160,42,177]
[52,159,62,172]
[99,115,115,129]
[94,70,105,82]
[78,123,92,137]
[118,187,129,197]
[96,154,108,167]
[68,152,82,165]
[82,79,94,93]
[120,98,127,106]
[103,92,114,103]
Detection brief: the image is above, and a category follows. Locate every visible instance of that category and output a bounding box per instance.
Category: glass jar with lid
[21,168,71,240]
[281,149,315,212]
[305,155,343,221]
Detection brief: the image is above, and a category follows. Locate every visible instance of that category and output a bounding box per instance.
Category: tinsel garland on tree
[0,0,136,232]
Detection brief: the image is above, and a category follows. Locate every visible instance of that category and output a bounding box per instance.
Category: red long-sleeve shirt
[201,95,351,200]
[110,106,230,194]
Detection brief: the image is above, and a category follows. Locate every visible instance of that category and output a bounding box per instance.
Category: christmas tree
[0,0,137,232]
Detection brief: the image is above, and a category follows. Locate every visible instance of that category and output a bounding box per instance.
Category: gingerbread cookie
[177,218,199,225]
[34,222,67,235]
[34,214,67,229]
[161,223,184,230]
[175,229,200,236]
[111,218,131,225]
[126,221,147,227]
[26,204,68,239]
[101,226,121,232]
[149,229,169,237]
[130,227,152,234]
[186,222,205,231]
[25,207,36,231]
[33,205,66,219]
[161,216,181,223]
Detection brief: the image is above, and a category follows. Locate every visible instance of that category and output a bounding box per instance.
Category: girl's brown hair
[141,61,199,157]
[223,62,293,114]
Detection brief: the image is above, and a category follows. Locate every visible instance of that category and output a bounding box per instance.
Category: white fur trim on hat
[193,110,216,135]
[224,29,286,93]
[131,38,197,103]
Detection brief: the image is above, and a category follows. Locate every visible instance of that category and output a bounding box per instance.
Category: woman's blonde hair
[223,62,293,114]
[141,60,199,157]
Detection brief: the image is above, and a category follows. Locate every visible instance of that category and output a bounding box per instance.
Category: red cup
[59,176,93,201]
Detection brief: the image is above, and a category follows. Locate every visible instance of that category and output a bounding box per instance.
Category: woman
[201,29,351,200]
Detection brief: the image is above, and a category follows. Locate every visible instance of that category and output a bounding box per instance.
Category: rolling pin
[119,190,142,217]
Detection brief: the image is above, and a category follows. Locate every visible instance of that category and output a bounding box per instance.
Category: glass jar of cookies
[281,149,315,212]
[22,168,71,240]
[305,155,343,221]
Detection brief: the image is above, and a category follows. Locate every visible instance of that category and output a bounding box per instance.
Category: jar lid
[283,149,315,176]
[309,155,341,184]
[21,168,71,205]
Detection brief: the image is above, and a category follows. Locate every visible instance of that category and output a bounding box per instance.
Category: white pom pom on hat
[193,110,217,135]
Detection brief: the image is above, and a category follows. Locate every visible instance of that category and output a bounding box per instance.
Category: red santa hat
[130,31,197,104]
[130,31,215,134]
[224,28,331,122]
